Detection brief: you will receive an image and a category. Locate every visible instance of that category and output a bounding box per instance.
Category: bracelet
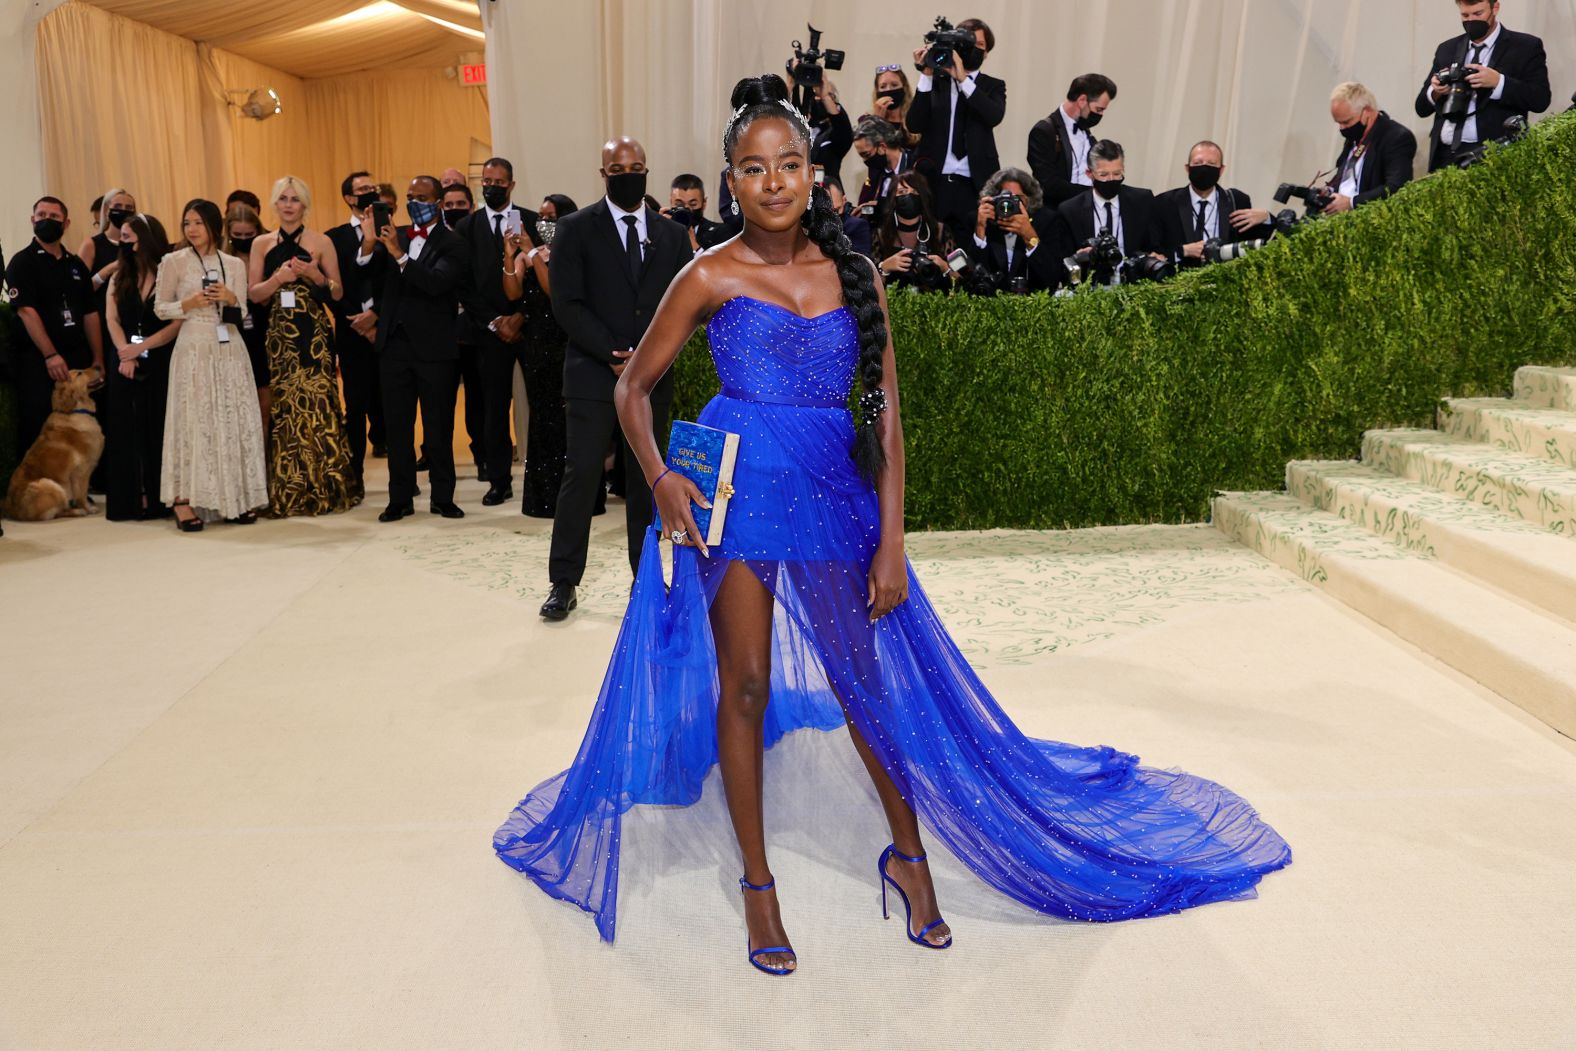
[43,351,60,361]
[652,468,673,492]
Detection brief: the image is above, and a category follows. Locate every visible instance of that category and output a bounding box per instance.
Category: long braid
[801,185,888,483]
[724,73,889,484]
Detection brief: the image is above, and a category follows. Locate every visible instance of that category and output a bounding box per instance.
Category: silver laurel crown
[723,97,808,155]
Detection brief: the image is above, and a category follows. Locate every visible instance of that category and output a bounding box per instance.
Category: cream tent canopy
[1,0,489,258]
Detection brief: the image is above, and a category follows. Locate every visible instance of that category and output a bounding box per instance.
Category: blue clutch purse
[665,421,740,546]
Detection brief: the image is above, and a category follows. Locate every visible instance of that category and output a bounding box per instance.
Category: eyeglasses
[875,64,902,73]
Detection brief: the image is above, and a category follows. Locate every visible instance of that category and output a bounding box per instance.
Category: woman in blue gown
[494,76,1291,975]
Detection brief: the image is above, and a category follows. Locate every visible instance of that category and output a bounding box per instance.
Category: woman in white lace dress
[156,199,268,530]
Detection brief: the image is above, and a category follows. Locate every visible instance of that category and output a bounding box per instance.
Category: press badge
[216,323,231,344]
[242,312,254,331]
[60,306,76,327]
[280,290,297,309]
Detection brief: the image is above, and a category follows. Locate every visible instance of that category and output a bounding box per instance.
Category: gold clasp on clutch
[716,482,735,499]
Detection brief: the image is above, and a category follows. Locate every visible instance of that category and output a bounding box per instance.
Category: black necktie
[1195,199,1209,240]
[950,79,967,158]
[494,213,504,241]
[622,215,642,280]
[1102,202,1114,236]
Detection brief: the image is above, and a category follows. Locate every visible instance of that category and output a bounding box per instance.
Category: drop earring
[731,200,740,217]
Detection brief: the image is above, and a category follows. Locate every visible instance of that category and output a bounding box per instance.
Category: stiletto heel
[878,845,953,950]
[739,876,796,976]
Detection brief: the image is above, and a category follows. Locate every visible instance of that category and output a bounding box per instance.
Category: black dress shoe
[415,454,430,472]
[371,443,387,458]
[430,501,465,519]
[540,582,577,621]
[482,485,514,507]
[378,503,415,523]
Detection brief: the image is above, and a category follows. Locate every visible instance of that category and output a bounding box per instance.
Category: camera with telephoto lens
[791,24,844,88]
[1274,182,1335,217]
[1436,63,1475,124]
[1455,114,1530,169]
[666,206,697,229]
[1062,232,1124,286]
[991,192,1022,219]
[1203,236,1269,264]
[946,248,1006,296]
[922,16,977,74]
[1118,254,1175,284]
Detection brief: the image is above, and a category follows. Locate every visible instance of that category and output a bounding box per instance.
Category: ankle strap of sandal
[888,845,927,864]
[739,875,776,892]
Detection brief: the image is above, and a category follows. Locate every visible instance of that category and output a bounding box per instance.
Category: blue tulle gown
[495,295,1292,942]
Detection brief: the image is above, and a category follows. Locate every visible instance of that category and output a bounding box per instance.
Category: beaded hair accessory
[722,98,810,155]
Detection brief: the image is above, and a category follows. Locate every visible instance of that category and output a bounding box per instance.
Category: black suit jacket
[1026,111,1094,207]
[455,204,541,342]
[1415,27,1551,167]
[963,206,1061,291]
[547,199,694,403]
[905,72,1006,193]
[1332,111,1418,207]
[1156,186,1271,260]
[810,107,853,173]
[1053,186,1166,262]
[371,224,467,361]
[326,220,379,324]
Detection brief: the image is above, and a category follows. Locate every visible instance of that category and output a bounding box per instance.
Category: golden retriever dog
[4,367,106,521]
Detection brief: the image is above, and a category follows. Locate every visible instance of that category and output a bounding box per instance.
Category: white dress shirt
[1059,106,1094,187]
[607,195,648,261]
[403,221,435,263]
[483,202,517,238]
[1450,22,1509,145]
[1337,153,1366,200]
[916,71,980,178]
[1092,193,1125,254]
[1185,188,1221,240]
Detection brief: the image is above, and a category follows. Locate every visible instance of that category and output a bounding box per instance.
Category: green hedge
[673,112,1576,531]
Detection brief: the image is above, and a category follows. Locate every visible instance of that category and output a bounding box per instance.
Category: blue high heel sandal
[879,845,953,949]
[739,876,797,976]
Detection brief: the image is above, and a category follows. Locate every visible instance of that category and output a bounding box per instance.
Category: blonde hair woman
[866,64,917,140]
[246,175,359,515]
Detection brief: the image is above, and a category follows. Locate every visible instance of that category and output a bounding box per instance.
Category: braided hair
[724,74,889,484]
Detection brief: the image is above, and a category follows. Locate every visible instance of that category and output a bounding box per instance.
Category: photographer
[906,17,1006,246]
[873,172,956,292]
[664,174,729,251]
[1324,83,1416,213]
[865,64,917,143]
[1158,141,1274,266]
[823,175,874,258]
[1051,140,1165,277]
[1027,74,1117,207]
[1416,1,1550,171]
[966,167,1060,293]
[853,117,914,213]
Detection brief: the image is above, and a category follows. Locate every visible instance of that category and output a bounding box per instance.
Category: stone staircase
[1214,366,1576,739]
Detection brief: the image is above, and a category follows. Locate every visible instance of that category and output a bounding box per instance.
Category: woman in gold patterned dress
[247,176,360,515]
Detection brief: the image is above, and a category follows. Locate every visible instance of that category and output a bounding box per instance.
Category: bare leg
[709,561,795,972]
[842,715,951,945]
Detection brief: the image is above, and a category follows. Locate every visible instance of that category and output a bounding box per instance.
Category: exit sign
[461,63,487,85]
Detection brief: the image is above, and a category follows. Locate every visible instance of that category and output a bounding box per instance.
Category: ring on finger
[670,529,689,544]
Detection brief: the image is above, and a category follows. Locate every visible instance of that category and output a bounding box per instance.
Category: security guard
[4,196,104,449]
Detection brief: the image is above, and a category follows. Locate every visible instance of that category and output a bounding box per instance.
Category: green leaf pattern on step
[1514,366,1576,410]
[395,522,1306,667]
[1440,398,1576,468]
[1362,429,1576,534]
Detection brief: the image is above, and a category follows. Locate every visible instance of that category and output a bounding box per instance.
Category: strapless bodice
[704,296,857,407]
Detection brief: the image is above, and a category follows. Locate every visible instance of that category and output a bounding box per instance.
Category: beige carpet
[3,462,1575,1051]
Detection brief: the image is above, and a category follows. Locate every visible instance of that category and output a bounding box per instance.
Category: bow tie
[409,226,430,241]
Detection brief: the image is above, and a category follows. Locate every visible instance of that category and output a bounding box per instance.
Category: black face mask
[355,190,379,210]
[1463,18,1492,40]
[894,194,924,221]
[1188,165,1222,192]
[107,208,134,229]
[481,185,510,210]
[878,88,907,108]
[443,208,470,229]
[119,240,137,259]
[33,218,64,244]
[960,46,985,72]
[1340,119,1367,144]
[1092,178,1124,201]
[230,236,255,256]
[1075,108,1103,133]
[605,171,648,211]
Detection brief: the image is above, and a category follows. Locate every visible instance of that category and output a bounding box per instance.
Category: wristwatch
[1027,236,1041,250]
